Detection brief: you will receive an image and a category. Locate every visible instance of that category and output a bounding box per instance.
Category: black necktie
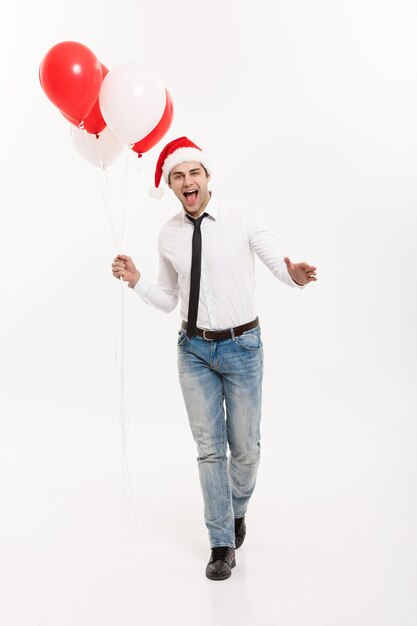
[185,212,208,338]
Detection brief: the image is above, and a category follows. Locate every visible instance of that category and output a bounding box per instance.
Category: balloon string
[98,170,120,247]
[79,128,138,536]
[78,128,119,247]
[117,270,137,527]
[114,150,136,528]
[121,151,129,250]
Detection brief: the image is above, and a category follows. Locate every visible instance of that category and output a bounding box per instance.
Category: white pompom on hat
[149,136,211,198]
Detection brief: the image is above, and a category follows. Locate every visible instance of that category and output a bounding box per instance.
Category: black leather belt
[181,317,259,341]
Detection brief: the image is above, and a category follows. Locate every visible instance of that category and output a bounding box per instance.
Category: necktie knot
[186,212,208,228]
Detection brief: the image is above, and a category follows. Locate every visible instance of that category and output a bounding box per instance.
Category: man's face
[168,161,211,217]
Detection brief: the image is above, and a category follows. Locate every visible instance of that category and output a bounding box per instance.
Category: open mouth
[183,190,199,205]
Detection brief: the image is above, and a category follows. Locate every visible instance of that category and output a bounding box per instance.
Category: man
[112,137,317,581]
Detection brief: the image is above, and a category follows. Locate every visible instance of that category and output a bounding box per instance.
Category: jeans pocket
[235,327,262,351]
[177,328,188,347]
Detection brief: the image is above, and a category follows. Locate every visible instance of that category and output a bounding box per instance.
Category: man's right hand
[112,255,141,287]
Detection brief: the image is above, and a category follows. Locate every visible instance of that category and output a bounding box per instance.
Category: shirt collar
[181,190,219,226]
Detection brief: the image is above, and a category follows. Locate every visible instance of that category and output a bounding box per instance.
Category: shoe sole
[206,558,236,581]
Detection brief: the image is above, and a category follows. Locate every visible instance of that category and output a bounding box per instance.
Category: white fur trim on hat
[162,147,210,182]
[149,186,164,199]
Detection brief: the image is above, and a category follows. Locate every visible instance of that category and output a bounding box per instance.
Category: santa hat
[149,136,211,198]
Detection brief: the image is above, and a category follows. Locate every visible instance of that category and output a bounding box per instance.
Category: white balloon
[99,63,166,145]
[71,125,125,168]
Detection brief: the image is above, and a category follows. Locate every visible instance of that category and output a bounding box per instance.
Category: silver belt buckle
[203,329,211,340]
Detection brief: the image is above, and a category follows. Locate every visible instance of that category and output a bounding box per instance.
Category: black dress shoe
[206,547,236,580]
[234,516,246,549]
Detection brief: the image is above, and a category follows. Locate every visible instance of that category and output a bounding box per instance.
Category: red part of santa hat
[149,136,210,198]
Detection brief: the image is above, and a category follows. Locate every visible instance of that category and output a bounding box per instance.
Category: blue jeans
[177,323,263,548]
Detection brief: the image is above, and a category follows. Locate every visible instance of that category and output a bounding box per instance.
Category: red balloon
[61,64,109,135]
[39,41,102,122]
[131,89,174,156]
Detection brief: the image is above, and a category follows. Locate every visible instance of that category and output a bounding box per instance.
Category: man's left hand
[284,256,317,286]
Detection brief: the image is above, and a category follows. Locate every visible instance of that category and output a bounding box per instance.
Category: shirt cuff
[132,274,153,296]
[288,270,305,289]
[290,276,305,289]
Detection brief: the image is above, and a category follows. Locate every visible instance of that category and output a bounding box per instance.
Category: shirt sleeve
[132,230,180,312]
[245,208,305,289]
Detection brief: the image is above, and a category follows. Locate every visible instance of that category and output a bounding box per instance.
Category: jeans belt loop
[230,327,236,341]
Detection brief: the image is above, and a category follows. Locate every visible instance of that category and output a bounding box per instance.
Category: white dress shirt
[133,191,304,330]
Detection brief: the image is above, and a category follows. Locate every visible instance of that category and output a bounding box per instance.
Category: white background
[1,1,417,625]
